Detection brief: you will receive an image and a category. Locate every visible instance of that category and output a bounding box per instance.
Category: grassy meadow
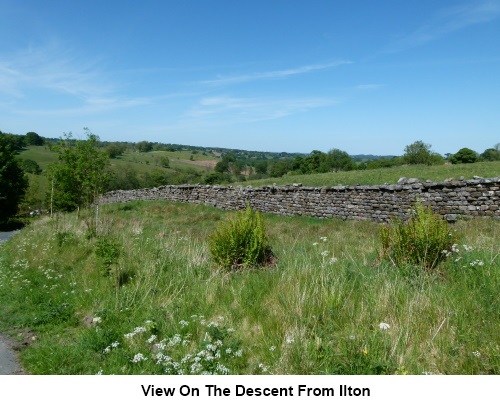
[0,201,498,375]
[239,161,500,187]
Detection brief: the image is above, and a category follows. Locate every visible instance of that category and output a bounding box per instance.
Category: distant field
[238,161,500,187]
[18,146,58,171]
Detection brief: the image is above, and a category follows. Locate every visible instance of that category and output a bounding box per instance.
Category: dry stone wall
[100,177,500,222]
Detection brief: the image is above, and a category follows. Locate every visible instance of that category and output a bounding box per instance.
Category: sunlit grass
[239,161,500,187]
[0,201,498,375]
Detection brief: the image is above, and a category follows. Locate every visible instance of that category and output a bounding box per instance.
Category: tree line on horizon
[1,129,499,225]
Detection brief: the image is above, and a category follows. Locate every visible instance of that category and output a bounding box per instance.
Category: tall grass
[0,201,497,374]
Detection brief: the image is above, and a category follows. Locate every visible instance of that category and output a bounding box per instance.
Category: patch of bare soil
[176,159,217,169]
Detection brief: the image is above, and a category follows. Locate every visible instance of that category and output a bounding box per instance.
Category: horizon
[1,1,499,156]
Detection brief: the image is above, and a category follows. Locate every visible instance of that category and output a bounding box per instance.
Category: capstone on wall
[99,177,500,222]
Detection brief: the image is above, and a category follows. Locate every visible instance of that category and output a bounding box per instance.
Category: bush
[380,202,458,270]
[208,205,274,270]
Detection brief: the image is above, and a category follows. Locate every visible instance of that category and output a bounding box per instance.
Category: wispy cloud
[200,61,352,86]
[355,84,383,91]
[387,0,500,52]
[0,42,113,99]
[185,95,336,123]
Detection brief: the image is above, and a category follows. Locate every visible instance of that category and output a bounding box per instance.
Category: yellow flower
[363,349,368,355]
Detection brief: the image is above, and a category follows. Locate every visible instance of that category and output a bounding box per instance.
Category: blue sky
[1,0,499,155]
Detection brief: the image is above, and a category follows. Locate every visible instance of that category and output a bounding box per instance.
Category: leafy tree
[48,130,110,212]
[136,141,153,152]
[0,134,28,223]
[450,148,479,164]
[154,155,170,168]
[403,141,434,165]
[254,160,268,175]
[25,131,44,146]
[269,160,291,177]
[20,159,42,174]
[204,172,231,185]
[480,144,500,161]
[326,148,355,172]
[105,142,126,158]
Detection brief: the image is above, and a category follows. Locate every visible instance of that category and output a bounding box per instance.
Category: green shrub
[208,205,274,270]
[95,237,121,273]
[380,202,458,270]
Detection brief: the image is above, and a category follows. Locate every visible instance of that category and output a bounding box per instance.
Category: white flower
[329,256,338,264]
[379,322,390,331]
[269,346,276,352]
[147,334,157,343]
[92,317,102,324]
[285,337,295,344]
[321,251,329,257]
[472,351,481,358]
[131,353,148,363]
[320,237,328,242]
[312,242,319,246]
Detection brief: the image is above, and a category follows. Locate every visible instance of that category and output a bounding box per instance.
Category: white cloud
[185,95,336,123]
[200,61,352,86]
[387,0,500,52]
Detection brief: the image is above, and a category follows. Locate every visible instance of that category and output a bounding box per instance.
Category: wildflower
[111,341,120,348]
[379,322,390,331]
[147,334,157,344]
[312,242,319,246]
[179,320,189,327]
[131,353,148,363]
[349,335,356,340]
[472,351,481,358]
[269,346,276,352]
[285,337,295,344]
[329,256,338,264]
[321,251,329,257]
[234,349,243,357]
[92,317,102,324]
[320,236,327,242]
[362,349,368,355]
[96,369,103,375]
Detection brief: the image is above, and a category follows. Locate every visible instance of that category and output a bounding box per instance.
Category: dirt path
[0,230,26,374]
[0,334,24,374]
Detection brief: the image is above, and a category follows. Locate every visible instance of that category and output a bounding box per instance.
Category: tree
[25,132,44,146]
[20,159,42,174]
[480,144,500,161]
[326,148,355,172]
[0,134,28,223]
[105,142,126,158]
[269,160,291,177]
[403,141,434,165]
[48,130,110,212]
[450,148,479,164]
[136,141,153,152]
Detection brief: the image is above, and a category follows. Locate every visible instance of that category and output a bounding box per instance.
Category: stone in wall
[99,177,500,222]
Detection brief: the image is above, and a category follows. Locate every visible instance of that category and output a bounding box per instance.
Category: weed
[208,205,274,270]
[380,202,458,270]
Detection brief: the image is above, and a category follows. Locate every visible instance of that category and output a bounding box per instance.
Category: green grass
[238,161,500,187]
[18,146,58,171]
[0,201,498,375]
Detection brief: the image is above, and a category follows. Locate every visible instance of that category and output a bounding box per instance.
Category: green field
[238,161,500,187]
[0,201,497,374]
